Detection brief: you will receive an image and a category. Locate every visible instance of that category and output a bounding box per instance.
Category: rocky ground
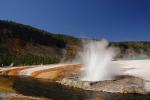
[57,75,150,94]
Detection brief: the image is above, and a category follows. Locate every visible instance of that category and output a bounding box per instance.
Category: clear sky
[0,0,150,41]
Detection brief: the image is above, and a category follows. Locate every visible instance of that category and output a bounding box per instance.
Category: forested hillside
[0,20,150,66]
[0,20,80,66]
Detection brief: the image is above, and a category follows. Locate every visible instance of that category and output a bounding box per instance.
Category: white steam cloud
[78,39,120,81]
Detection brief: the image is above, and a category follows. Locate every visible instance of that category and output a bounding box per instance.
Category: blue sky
[0,0,150,41]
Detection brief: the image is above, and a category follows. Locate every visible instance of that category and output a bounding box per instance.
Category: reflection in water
[0,76,150,100]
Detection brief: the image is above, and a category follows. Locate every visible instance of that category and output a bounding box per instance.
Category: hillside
[0,20,80,66]
[0,20,150,66]
[111,41,150,59]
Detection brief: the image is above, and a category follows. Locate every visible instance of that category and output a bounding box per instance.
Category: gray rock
[57,75,150,94]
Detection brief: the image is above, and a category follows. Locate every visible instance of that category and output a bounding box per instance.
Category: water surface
[0,75,149,100]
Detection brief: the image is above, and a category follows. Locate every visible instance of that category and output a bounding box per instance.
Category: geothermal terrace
[0,60,150,81]
[0,60,150,94]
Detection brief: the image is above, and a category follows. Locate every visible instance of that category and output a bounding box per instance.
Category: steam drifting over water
[79,39,119,81]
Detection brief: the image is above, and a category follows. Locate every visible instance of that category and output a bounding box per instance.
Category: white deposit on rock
[58,59,150,94]
[57,78,90,88]
[58,76,150,94]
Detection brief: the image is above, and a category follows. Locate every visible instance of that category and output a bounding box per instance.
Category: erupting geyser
[80,39,119,81]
